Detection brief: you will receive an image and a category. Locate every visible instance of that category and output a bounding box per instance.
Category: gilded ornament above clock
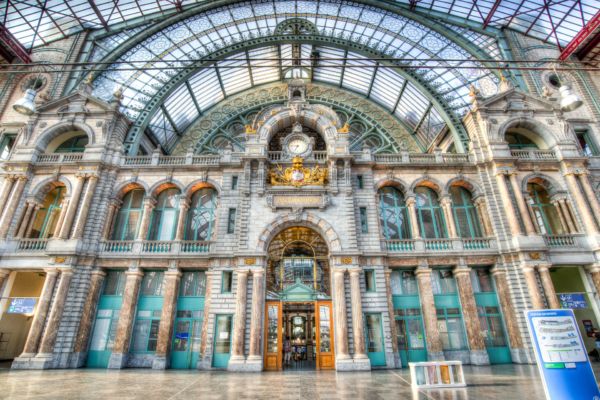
[269,156,328,187]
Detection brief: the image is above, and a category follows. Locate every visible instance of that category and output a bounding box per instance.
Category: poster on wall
[582,320,595,338]
[558,293,587,309]
[525,309,600,400]
[7,298,36,314]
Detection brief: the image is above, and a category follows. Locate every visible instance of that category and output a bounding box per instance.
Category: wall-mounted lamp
[552,66,583,112]
[13,75,45,116]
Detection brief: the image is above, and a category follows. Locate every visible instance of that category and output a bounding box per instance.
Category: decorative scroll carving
[269,157,328,187]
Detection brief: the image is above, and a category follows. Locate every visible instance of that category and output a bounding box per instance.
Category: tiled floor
[0,364,586,399]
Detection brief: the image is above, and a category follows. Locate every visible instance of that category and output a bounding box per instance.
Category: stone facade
[0,26,600,373]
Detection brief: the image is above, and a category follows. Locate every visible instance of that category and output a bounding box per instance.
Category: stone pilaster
[108,270,143,369]
[414,266,444,360]
[537,265,560,309]
[0,269,10,295]
[508,173,536,235]
[228,269,248,370]
[199,271,213,368]
[72,269,106,367]
[71,175,99,239]
[522,265,545,309]
[579,173,600,228]
[564,171,598,235]
[441,196,457,237]
[495,172,522,236]
[558,199,578,233]
[0,176,14,211]
[348,268,370,370]
[58,175,85,239]
[136,197,156,240]
[175,198,189,241]
[25,204,41,238]
[491,266,528,363]
[101,199,120,240]
[0,175,27,239]
[406,196,420,238]
[12,269,58,368]
[474,196,494,236]
[34,268,74,368]
[332,268,351,370]
[453,265,489,365]
[52,198,69,238]
[152,269,181,369]
[247,269,265,371]
[15,201,34,238]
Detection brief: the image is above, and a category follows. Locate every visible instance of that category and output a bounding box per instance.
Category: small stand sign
[525,309,600,400]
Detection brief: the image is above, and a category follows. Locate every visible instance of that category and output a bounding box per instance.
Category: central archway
[263,226,334,371]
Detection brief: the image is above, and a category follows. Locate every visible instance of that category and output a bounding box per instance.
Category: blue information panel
[559,293,588,309]
[525,309,600,400]
[7,298,37,314]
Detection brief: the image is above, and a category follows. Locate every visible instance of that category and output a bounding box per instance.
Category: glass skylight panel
[188,69,224,111]
[164,85,199,132]
[369,68,405,111]
[149,109,177,147]
[218,58,252,96]
[342,55,376,95]
[249,47,280,85]
[312,47,344,85]
[394,83,429,128]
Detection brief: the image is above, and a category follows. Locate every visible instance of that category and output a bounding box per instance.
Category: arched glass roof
[88,0,505,152]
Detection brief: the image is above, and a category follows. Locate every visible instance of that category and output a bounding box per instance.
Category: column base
[227,357,247,371]
[350,356,371,371]
[152,355,169,370]
[511,348,535,364]
[197,356,212,370]
[427,351,445,361]
[12,353,54,369]
[107,353,128,369]
[69,351,87,368]
[335,357,356,371]
[469,350,490,366]
[244,357,263,372]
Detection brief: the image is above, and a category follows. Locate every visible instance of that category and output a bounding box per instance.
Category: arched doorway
[263,226,334,371]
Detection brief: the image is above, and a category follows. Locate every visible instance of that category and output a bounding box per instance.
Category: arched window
[527,183,563,235]
[111,189,144,240]
[505,132,537,149]
[29,186,65,238]
[185,188,217,241]
[415,187,447,239]
[54,134,88,153]
[378,187,411,239]
[449,186,482,238]
[148,188,180,240]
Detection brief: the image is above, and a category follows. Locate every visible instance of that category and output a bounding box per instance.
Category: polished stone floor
[0,364,588,399]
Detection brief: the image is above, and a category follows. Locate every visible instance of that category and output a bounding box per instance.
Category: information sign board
[7,298,36,314]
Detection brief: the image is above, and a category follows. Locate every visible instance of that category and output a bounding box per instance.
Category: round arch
[498,117,556,149]
[184,179,222,199]
[409,176,445,197]
[374,177,410,194]
[148,179,186,198]
[28,176,71,202]
[111,180,149,200]
[521,173,565,196]
[33,122,95,151]
[445,176,484,198]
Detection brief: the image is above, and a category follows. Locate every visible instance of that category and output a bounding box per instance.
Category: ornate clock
[282,123,313,159]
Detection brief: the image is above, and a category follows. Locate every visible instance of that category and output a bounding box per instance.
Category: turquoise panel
[87,295,123,368]
[212,315,232,368]
[433,293,460,308]
[392,295,421,308]
[365,313,386,367]
[171,296,204,369]
[474,292,512,364]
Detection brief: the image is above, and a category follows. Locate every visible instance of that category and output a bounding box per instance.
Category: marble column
[15,202,34,238]
[558,199,578,233]
[579,173,600,228]
[101,199,120,240]
[247,269,265,369]
[551,198,570,233]
[414,266,444,360]
[537,265,560,309]
[36,269,74,362]
[153,270,181,369]
[52,198,69,238]
[0,176,27,239]
[495,172,522,236]
[72,269,106,367]
[564,171,598,235]
[199,271,213,367]
[384,268,400,367]
[522,265,545,309]
[332,269,351,364]
[136,197,156,240]
[0,176,14,211]
[587,265,600,298]
[19,269,58,357]
[0,269,9,295]
[229,270,249,367]
[108,270,143,369]
[508,173,536,235]
[440,196,457,237]
[348,268,369,365]
[71,175,99,239]
[453,265,489,365]
[58,175,85,239]
[175,198,190,241]
[406,196,421,239]
[474,197,494,236]
[25,204,41,238]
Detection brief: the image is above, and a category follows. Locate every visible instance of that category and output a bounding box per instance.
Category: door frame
[212,314,233,368]
[263,300,283,371]
[364,312,386,367]
[315,300,335,370]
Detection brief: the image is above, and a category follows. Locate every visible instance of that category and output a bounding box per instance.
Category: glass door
[395,308,427,366]
[316,301,334,370]
[212,314,233,368]
[264,301,282,370]
[365,313,386,367]
[171,272,205,369]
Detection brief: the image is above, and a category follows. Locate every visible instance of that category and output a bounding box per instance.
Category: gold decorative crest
[269,157,328,187]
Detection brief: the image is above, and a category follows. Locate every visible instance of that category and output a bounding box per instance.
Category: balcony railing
[510,149,557,161]
[424,239,453,251]
[36,153,83,164]
[371,153,470,165]
[385,237,495,253]
[100,240,211,255]
[386,239,415,252]
[268,151,327,162]
[122,154,223,167]
[543,234,577,248]
[17,238,48,252]
[462,237,492,250]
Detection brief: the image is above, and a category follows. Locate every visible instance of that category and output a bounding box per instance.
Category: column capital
[236,269,250,276]
[0,269,10,278]
[439,195,452,206]
[536,264,552,273]
[109,197,123,207]
[414,266,432,277]
[453,265,471,276]
[587,264,600,274]
[332,267,347,275]
[43,268,60,276]
[490,265,506,276]
[125,270,144,278]
[405,196,416,206]
[143,197,157,207]
[178,198,190,209]
[91,269,107,278]
[347,267,361,275]
[251,268,265,276]
[165,269,182,278]
[58,267,74,276]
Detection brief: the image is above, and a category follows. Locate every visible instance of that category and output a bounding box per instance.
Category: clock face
[287,138,308,155]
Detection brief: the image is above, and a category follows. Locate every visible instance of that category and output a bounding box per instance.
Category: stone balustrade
[542,234,584,248]
[36,153,84,164]
[386,237,495,253]
[510,148,557,161]
[99,240,211,256]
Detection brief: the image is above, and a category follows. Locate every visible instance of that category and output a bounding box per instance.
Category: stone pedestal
[228,270,248,371]
[453,266,489,366]
[415,266,444,361]
[152,270,181,370]
[108,270,143,369]
[71,269,106,367]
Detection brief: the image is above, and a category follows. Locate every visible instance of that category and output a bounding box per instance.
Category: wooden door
[315,300,335,370]
[264,301,282,370]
